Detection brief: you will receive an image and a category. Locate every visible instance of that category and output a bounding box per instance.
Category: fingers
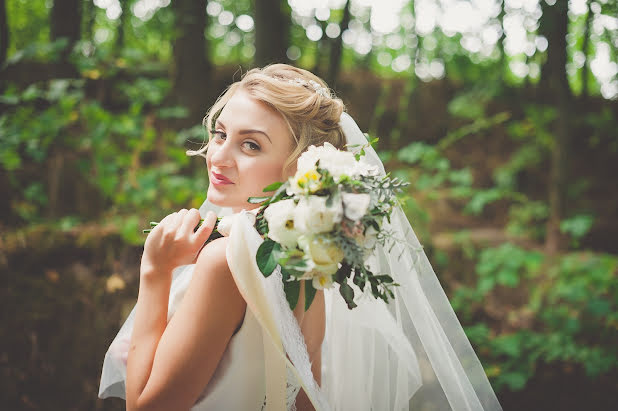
[179,208,201,235]
[194,211,217,244]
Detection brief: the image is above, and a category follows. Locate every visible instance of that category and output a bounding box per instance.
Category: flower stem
[143,217,222,234]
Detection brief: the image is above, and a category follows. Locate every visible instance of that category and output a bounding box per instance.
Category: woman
[100,64,503,411]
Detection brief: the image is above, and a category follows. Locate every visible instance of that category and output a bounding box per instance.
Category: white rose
[264,199,299,248]
[351,158,381,178]
[294,195,343,234]
[316,143,357,182]
[296,145,321,176]
[298,234,344,277]
[295,142,358,183]
[341,192,371,221]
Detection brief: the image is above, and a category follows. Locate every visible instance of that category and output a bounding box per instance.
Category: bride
[99,64,503,411]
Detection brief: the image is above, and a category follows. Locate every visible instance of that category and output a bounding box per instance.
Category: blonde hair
[187,64,346,175]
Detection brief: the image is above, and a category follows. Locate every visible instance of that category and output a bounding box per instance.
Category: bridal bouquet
[250,142,408,311]
[145,142,408,311]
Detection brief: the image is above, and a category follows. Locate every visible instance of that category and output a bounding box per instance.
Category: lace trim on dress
[260,365,302,411]
[261,263,329,411]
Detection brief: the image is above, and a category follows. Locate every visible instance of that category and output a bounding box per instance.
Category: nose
[209,139,235,168]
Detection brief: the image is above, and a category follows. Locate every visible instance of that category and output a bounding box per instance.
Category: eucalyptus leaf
[339,281,357,309]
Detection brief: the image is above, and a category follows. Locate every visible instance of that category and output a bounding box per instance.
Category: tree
[171,0,211,123]
[50,0,82,61]
[538,0,571,253]
[115,0,130,53]
[254,0,289,66]
[82,0,96,42]
[0,0,8,69]
[325,0,351,89]
[581,0,593,98]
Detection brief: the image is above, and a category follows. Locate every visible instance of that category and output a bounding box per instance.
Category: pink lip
[211,171,234,186]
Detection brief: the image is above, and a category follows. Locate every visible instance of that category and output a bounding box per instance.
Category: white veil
[318,113,503,410]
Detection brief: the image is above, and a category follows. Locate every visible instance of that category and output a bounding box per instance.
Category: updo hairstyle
[187,64,346,176]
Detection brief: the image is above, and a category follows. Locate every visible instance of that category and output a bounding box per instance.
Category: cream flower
[288,168,322,195]
[293,195,343,234]
[312,272,335,290]
[297,234,344,277]
[263,199,299,248]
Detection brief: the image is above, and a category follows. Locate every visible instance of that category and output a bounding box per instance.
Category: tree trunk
[171,0,210,124]
[581,0,592,98]
[325,0,351,89]
[312,18,329,76]
[115,0,129,54]
[539,0,571,253]
[254,0,289,67]
[539,1,570,97]
[51,0,82,60]
[0,0,8,69]
[82,0,96,41]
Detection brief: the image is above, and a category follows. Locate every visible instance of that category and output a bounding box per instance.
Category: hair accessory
[288,77,330,97]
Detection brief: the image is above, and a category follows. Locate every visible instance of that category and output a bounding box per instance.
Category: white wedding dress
[99,228,303,410]
[99,230,300,411]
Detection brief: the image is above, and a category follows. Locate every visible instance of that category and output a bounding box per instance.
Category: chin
[206,186,243,209]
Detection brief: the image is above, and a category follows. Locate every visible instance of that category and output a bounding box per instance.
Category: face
[206,89,294,213]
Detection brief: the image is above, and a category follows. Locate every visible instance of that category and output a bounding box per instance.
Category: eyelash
[210,129,261,152]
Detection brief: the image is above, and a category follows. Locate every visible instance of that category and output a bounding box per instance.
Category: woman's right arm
[126,209,246,411]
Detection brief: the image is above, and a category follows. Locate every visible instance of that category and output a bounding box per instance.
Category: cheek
[246,160,285,189]
[205,147,213,170]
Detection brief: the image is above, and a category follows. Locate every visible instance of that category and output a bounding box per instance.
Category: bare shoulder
[189,236,246,328]
[194,236,231,273]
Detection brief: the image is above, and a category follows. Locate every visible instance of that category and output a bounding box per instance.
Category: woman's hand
[140,208,217,277]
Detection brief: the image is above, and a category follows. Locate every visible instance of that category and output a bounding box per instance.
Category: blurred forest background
[1,0,617,410]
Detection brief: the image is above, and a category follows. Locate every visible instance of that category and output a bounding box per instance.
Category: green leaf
[304,280,317,311]
[248,196,270,204]
[560,214,595,240]
[256,239,280,277]
[500,372,528,391]
[284,280,301,310]
[339,281,357,309]
[262,181,283,192]
[336,262,352,283]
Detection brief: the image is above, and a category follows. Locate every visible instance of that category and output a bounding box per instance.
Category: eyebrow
[216,120,272,144]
